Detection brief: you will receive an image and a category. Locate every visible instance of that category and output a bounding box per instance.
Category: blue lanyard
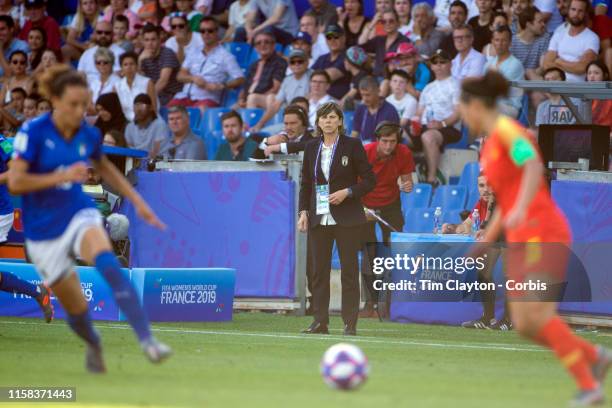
[314,136,339,183]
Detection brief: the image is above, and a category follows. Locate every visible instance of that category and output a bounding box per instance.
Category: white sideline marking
[0,320,545,353]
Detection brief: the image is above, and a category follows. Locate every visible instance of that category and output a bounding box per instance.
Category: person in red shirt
[461,70,611,407]
[19,0,61,53]
[360,121,414,318]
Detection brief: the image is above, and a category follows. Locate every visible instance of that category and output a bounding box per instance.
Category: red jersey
[362,142,415,208]
[19,17,61,52]
[480,116,571,243]
[469,198,490,222]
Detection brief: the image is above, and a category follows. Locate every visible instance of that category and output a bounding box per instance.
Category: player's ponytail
[38,64,88,100]
[461,71,510,108]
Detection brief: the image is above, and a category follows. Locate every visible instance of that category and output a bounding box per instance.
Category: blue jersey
[0,136,14,216]
[12,113,103,241]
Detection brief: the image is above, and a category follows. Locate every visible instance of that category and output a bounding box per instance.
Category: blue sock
[0,271,39,298]
[67,310,100,347]
[95,251,151,343]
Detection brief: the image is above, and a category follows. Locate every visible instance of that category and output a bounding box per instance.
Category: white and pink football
[320,343,369,390]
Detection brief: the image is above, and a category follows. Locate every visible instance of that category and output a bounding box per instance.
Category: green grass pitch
[1,313,611,408]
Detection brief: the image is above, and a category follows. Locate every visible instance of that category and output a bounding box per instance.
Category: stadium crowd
[0,0,609,181]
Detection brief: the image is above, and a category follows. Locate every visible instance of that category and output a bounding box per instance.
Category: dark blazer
[286,131,316,154]
[299,134,376,228]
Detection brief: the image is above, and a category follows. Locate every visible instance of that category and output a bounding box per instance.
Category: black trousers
[310,224,362,325]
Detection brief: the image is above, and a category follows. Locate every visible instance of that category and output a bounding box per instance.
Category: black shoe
[343,323,357,336]
[302,321,328,334]
[461,316,493,329]
[491,317,513,331]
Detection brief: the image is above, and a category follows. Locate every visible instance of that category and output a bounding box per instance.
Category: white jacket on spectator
[115,73,154,122]
[77,44,125,83]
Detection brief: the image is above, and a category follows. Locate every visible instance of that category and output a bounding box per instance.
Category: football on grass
[320,343,369,390]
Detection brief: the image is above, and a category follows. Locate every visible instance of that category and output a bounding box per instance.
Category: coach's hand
[297,212,308,233]
[329,189,349,205]
[136,201,167,230]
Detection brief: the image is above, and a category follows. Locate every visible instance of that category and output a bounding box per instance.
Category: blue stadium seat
[442,209,464,224]
[343,111,354,135]
[204,130,225,159]
[239,108,264,128]
[400,183,432,211]
[268,109,285,126]
[446,125,470,149]
[517,93,530,127]
[201,107,230,135]
[403,208,436,233]
[223,42,253,68]
[430,185,467,210]
[186,107,202,130]
[459,162,481,209]
[222,88,241,108]
[159,107,169,121]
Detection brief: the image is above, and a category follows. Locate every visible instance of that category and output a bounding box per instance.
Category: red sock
[536,316,598,391]
[574,336,598,364]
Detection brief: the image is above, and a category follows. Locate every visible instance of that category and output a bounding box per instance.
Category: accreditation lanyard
[314,137,338,215]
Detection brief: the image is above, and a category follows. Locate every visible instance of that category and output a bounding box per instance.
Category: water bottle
[471,209,480,235]
[433,207,442,234]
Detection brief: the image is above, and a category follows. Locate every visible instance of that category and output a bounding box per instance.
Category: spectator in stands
[36,49,58,74]
[19,0,61,52]
[102,0,140,40]
[125,94,170,157]
[222,0,253,42]
[116,51,156,122]
[480,11,509,59]
[0,0,20,26]
[336,0,368,48]
[511,6,551,80]
[439,0,469,59]
[95,93,128,139]
[307,70,336,127]
[111,14,133,53]
[359,8,410,77]
[252,49,312,133]
[386,69,418,120]
[25,26,46,72]
[339,45,371,109]
[442,174,493,234]
[451,24,486,81]
[36,98,51,115]
[410,3,444,58]
[139,23,182,106]
[306,0,338,28]
[535,67,585,125]
[215,110,258,160]
[62,0,104,62]
[290,96,310,120]
[543,0,599,82]
[409,49,461,185]
[0,16,29,78]
[237,29,286,109]
[0,86,25,134]
[360,0,393,42]
[509,0,530,34]
[535,0,564,32]
[299,12,330,62]
[0,51,33,104]
[289,31,314,68]
[242,0,299,46]
[77,20,123,82]
[165,12,203,64]
[311,24,351,101]
[555,0,571,24]
[263,105,315,156]
[160,105,207,160]
[360,121,414,318]
[395,0,413,37]
[172,16,244,110]
[485,26,525,117]
[586,60,612,131]
[22,93,39,121]
[176,0,203,32]
[380,42,431,99]
[436,0,478,29]
[88,47,121,114]
[351,76,400,142]
[467,0,494,52]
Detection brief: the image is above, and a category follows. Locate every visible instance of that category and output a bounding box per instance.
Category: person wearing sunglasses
[101,0,141,40]
[165,12,203,64]
[18,0,61,53]
[311,24,351,100]
[0,51,34,106]
[77,20,124,83]
[88,47,121,115]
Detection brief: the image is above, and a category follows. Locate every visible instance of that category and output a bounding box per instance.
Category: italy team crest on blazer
[341,156,348,166]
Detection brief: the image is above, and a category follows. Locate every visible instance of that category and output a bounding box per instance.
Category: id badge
[316,184,330,215]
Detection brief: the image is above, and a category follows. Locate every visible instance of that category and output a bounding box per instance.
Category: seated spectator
[89,47,121,112]
[586,60,612,131]
[386,69,418,120]
[125,94,170,157]
[36,49,58,75]
[509,0,530,34]
[0,15,29,78]
[299,12,330,62]
[511,6,551,80]
[485,26,524,117]
[222,0,253,42]
[436,0,478,29]
[0,51,34,103]
[467,0,494,52]
[263,104,315,156]
[137,0,159,25]
[380,42,431,99]
[535,67,586,126]
[165,12,203,64]
[102,129,128,173]
[159,105,207,160]
[311,24,351,100]
[481,11,509,59]
[62,0,104,62]
[95,93,128,136]
[77,20,124,83]
[115,51,157,122]
[289,96,310,121]
[359,8,410,77]
[252,48,311,132]
[395,0,413,37]
[408,49,461,185]
[339,45,372,109]
[351,76,400,142]
[176,0,204,32]
[36,98,51,115]
[307,70,336,127]
[0,87,26,135]
[289,31,314,69]
[172,16,245,110]
[360,0,394,42]
[215,110,258,160]
[439,0,469,59]
[336,0,369,48]
[19,0,61,52]
[22,92,40,121]
[410,3,444,58]
[26,27,47,73]
[139,23,182,106]
[451,24,486,81]
[306,0,338,28]
[242,0,299,46]
[542,0,599,82]
[237,29,286,109]
[442,174,494,234]
[102,0,141,40]
[112,14,134,53]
